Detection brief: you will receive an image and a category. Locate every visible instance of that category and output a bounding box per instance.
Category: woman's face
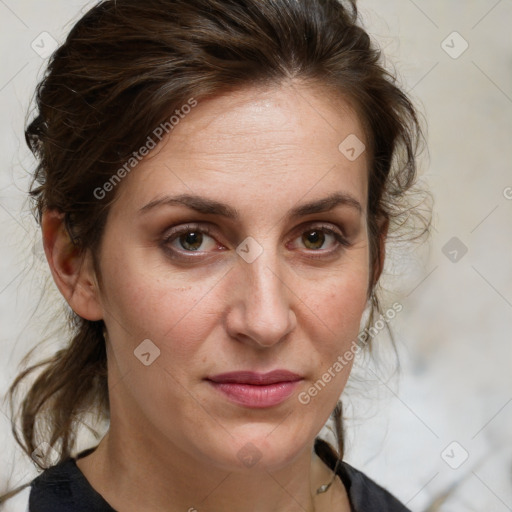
[93,82,371,471]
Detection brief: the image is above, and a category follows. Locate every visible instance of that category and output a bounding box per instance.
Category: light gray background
[1,1,511,511]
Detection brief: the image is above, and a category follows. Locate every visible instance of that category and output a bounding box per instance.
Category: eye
[291,224,350,253]
[163,224,220,253]
[161,222,350,261]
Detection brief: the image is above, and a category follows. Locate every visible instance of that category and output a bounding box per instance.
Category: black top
[28,447,411,511]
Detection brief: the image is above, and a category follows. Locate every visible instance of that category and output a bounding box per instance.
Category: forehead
[112,82,368,218]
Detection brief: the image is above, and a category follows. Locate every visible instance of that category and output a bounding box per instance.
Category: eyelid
[162,223,220,253]
[161,220,351,258]
[292,222,348,241]
[289,222,351,253]
[163,222,214,240]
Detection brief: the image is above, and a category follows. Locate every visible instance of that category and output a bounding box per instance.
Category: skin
[43,80,386,512]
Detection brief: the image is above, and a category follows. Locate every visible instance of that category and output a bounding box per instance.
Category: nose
[224,247,297,349]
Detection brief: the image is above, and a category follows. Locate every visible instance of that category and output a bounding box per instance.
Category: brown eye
[163,224,219,255]
[179,231,204,251]
[290,224,350,258]
[302,230,326,250]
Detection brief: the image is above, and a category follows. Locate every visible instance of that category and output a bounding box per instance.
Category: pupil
[304,230,324,249]
[181,232,202,250]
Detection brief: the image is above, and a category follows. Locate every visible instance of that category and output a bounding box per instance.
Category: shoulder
[21,454,115,512]
[337,460,411,512]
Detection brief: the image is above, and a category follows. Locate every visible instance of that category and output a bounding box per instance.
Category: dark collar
[29,445,410,512]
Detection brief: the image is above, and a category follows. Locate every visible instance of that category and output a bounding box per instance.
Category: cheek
[298,261,369,399]
[97,243,227,371]
[303,263,369,339]
[311,287,367,373]
[100,229,214,322]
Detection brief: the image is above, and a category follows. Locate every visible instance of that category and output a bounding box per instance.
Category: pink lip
[206,370,303,408]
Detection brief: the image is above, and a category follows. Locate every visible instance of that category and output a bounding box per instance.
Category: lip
[206,370,303,408]
[207,370,303,385]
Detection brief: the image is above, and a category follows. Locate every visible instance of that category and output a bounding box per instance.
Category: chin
[196,423,313,473]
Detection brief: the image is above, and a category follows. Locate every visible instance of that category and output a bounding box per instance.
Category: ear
[372,214,389,286]
[41,209,103,321]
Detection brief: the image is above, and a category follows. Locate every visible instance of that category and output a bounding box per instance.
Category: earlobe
[41,209,103,321]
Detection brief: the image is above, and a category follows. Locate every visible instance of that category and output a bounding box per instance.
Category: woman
[2,0,429,510]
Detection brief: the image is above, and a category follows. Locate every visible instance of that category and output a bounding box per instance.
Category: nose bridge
[249,253,285,311]
[229,238,296,347]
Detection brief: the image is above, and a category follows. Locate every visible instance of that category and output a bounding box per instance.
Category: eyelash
[161,223,351,260]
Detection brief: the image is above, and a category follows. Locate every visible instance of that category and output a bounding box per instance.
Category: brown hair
[3,0,429,499]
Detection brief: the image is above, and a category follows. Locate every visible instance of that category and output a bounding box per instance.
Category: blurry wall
[1,1,511,510]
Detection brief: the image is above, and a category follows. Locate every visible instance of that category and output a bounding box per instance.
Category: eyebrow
[139,192,363,219]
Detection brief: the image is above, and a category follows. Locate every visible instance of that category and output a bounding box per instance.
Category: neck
[79,430,335,512]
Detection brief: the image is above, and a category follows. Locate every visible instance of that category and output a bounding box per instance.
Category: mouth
[205,370,303,408]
